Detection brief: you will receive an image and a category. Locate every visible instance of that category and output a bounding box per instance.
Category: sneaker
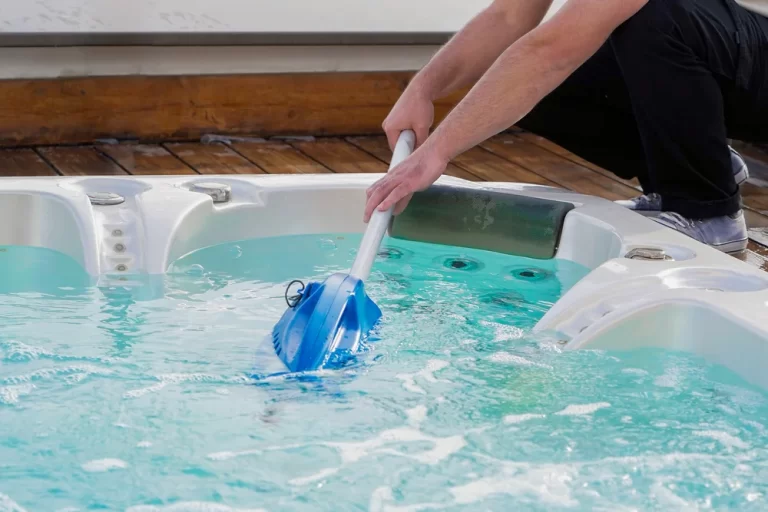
[731,146,750,185]
[615,192,661,214]
[653,210,748,253]
[615,147,750,214]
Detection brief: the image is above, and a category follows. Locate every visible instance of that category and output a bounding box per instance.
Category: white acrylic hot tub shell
[0,173,766,387]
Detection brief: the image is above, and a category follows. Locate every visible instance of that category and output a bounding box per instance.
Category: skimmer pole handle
[349,130,416,281]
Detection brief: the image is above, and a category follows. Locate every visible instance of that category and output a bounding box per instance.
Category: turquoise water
[1,236,768,511]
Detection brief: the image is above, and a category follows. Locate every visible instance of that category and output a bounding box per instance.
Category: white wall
[1,0,493,33]
[1,0,567,34]
[0,0,568,79]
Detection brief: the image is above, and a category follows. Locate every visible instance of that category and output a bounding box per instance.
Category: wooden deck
[1,130,767,272]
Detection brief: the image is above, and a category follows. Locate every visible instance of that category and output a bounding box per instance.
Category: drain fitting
[88,192,125,206]
[625,247,672,261]
[189,182,232,203]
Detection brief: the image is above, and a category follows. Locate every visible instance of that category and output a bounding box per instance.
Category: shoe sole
[734,166,749,186]
[711,238,749,254]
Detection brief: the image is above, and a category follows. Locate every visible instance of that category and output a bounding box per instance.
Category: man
[363,0,768,253]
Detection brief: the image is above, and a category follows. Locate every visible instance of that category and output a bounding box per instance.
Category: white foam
[81,458,128,472]
[747,493,763,502]
[371,451,747,510]
[555,403,611,416]
[396,360,449,395]
[3,365,112,385]
[64,373,88,384]
[489,352,552,369]
[137,441,153,448]
[369,486,442,512]
[0,493,27,512]
[449,466,578,507]
[654,367,682,388]
[327,426,465,466]
[207,449,261,461]
[406,405,428,426]
[621,368,649,376]
[0,341,115,364]
[693,430,749,450]
[1,341,55,361]
[743,419,766,433]
[124,373,251,398]
[124,382,168,398]
[288,467,340,486]
[127,503,265,512]
[649,482,691,509]
[0,384,35,405]
[481,322,524,342]
[211,418,468,487]
[395,375,426,395]
[503,413,546,424]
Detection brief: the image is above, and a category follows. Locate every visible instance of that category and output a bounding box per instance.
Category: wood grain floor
[1,130,766,272]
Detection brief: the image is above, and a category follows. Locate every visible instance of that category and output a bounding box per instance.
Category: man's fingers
[364,178,397,222]
[384,128,399,151]
[394,193,414,216]
[378,183,413,213]
[414,125,430,148]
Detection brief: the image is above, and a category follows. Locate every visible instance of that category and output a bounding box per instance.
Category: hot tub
[1,174,767,510]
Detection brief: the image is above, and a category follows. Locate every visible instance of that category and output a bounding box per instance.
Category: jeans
[517,0,768,218]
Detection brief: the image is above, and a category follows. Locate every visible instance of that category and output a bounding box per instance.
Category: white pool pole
[349,129,416,281]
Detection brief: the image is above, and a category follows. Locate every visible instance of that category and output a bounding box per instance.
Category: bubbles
[318,238,338,250]
[228,244,243,259]
[183,264,205,277]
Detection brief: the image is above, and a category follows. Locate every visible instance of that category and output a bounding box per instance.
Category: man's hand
[382,89,434,150]
[363,146,448,223]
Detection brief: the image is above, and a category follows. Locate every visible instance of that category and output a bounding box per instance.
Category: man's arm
[365,0,648,221]
[408,0,555,103]
[382,0,554,148]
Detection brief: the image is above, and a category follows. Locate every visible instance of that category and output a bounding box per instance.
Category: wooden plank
[0,72,465,147]
[749,227,768,248]
[98,144,196,176]
[0,148,57,176]
[736,242,768,272]
[165,143,265,174]
[37,146,126,176]
[346,135,481,182]
[742,183,768,216]
[229,141,331,174]
[514,130,642,190]
[452,147,560,186]
[482,133,639,201]
[291,138,388,174]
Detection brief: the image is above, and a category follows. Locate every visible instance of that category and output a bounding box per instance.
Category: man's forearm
[424,0,647,161]
[408,0,555,102]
